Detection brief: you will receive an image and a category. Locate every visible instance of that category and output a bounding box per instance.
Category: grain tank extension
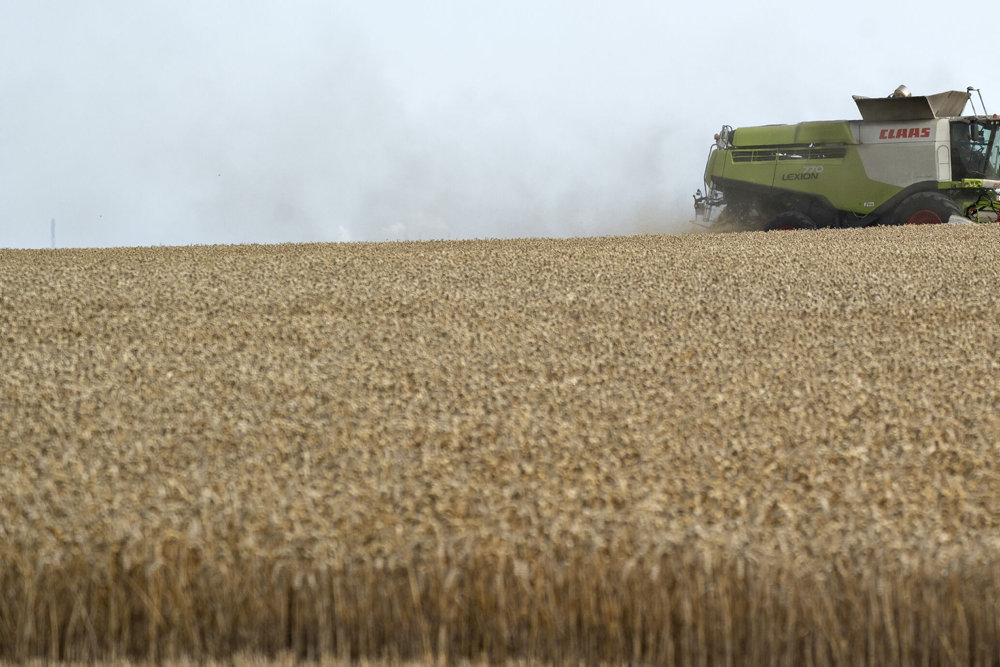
[693,86,1000,230]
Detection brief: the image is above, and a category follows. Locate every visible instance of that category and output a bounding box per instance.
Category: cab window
[952,120,999,180]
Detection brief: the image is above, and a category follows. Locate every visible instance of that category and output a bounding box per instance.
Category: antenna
[51,218,55,250]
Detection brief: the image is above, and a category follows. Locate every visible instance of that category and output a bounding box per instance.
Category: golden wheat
[2,225,1000,664]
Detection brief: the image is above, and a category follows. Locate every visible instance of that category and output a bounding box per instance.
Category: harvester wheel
[764,211,817,231]
[892,192,961,225]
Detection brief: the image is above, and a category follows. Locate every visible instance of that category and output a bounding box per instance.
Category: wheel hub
[906,209,944,225]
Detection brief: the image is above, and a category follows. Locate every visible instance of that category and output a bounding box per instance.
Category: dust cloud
[0,4,699,249]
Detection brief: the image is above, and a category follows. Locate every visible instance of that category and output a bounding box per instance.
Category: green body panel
[733,125,798,146]
[772,147,900,214]
[733,121,856,147]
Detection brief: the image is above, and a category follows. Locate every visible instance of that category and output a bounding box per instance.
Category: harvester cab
[693,86,1000,230]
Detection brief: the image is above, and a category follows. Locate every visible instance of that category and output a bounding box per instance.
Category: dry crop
[2,225,1000,664]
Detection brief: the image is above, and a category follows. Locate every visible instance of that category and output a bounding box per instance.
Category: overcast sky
[0,1,988,248]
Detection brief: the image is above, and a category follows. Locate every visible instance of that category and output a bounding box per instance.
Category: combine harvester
[693,86,1000,230]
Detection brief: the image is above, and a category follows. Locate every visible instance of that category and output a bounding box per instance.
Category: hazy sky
[0,1,988,248]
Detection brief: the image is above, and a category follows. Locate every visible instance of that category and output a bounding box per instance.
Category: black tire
[891,192,961,226]
[764,211,817,231]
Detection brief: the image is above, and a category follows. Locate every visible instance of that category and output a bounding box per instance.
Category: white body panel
[856,119,951,186]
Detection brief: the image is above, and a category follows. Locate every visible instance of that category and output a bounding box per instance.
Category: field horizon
[2,226,999,664]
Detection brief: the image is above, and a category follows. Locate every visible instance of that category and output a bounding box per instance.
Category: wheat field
[2,225,1000,664]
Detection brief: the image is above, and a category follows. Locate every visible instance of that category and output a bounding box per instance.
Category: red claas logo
[879,127,931,139]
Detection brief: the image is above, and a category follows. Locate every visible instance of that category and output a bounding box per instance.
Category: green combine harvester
[693,86,1000,230]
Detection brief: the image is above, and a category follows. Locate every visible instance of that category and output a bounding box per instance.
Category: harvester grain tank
[693,86,1000,230]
